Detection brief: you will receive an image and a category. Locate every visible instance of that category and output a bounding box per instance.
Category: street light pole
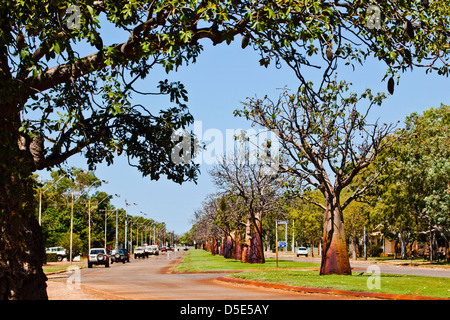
[115,208,119,250]
[70,190,74,263]
[88,199,91,253]
[104,208,107,249]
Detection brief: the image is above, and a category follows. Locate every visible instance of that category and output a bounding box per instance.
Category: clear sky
[37,23,450,235]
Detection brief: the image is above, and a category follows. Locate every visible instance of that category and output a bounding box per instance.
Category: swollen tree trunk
[0,109,48,299]
[223,235,233,259]
[234,232,242,261]
[241,218,251,263]
[248,214,264,264]
[320,197,351,275]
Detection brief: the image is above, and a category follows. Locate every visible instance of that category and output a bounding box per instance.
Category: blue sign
[278,241,287,248]
[277,221,288,224]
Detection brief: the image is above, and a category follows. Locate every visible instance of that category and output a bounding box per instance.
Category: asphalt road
[48,251,364,300]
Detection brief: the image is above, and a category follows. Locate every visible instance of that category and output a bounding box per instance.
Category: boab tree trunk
[234,232,242,261]
[320,198,351,275]
[0,113,48,299]
[241,218,251,263]
[223,235,233,259]
[249,226,265,264]
[248,213,264,264]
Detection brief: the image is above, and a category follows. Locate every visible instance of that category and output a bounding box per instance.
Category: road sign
[278,241,287,248]
[277,221,288,224]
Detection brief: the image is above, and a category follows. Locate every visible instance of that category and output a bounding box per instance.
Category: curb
[216,276,449,300]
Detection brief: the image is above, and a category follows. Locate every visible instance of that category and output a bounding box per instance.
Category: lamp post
[38,172,68,225]
[80,179,108,253]
[124,200,138,250]
[69,177,107,262]
[86,192,111,252]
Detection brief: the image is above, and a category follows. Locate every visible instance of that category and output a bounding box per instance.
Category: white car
[296,247,308,257]
[45,246,67,262]
[88,248,109,268]
[149,245,159,255]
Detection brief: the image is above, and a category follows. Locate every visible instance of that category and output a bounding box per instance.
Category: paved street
[47,251,364,300]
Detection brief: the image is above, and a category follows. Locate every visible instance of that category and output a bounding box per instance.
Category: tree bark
[241,218,251,263]
[249,223,265,264]
[0,108,48,299]
[223,235,233,259]
[234,232,242,261]
[320,197,352,275]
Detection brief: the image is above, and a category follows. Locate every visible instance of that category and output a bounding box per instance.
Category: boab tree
[210,145,282,264]
[1,0,449,299]
[236,80,398,274]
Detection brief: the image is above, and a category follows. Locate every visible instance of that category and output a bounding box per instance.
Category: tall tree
[2,0,450,298]
[236,80,398,274]
[211,144,282,263]
[373,105,450,261]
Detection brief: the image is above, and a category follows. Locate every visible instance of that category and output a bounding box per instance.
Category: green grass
[43,260,87,274]
[231,270,450,298]
[174,249,320,272]
[177,249,450,299]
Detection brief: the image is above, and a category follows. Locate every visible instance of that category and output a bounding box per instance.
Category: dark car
[111,249,130,264]
[160,246,168,252]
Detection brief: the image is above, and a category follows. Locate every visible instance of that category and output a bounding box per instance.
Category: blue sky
[37,26,450,235]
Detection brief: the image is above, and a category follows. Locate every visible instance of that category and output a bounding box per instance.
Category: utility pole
[104,208,107,249]
[292,220,295,253]
[275,220,278,268]
[70,190,74,263]
[115,208,119,250]
[88,199,91,253]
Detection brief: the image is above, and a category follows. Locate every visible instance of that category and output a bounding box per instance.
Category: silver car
[88,248,110,268]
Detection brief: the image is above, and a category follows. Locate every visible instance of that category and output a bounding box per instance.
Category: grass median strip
[230,270,450,299]
[177,249,450,299]
[174,249,320,272]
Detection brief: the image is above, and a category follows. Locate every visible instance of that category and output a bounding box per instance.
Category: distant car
[183,246,189,251]
[134,246,146,259]
[111,249,129,264]
[148,245,159,255]
[88,248,109,268]
[297,247,308,257]
[160,247,167,252]
[45,246,67,262]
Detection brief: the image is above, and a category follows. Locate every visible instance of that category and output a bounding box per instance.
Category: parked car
[160,246,167,252]
[134,246,146,259]
[143,245,152,257]
[296,247,308,257]
[88,248,109,268]
[148,245,159,255]
[111,249,129,264]
[45,246,67,262]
